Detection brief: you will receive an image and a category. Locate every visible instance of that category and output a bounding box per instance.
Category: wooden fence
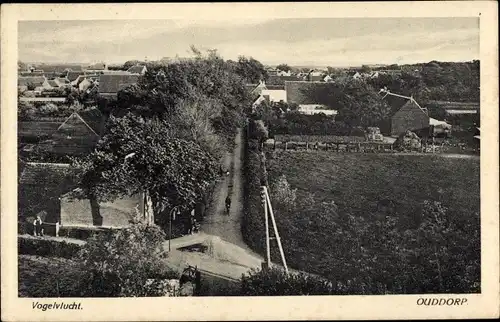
[266,140,395,153]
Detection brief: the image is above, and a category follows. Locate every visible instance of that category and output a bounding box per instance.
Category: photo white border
[1,2,498,321]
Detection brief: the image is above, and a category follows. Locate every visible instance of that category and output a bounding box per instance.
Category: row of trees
[72,48,253,232]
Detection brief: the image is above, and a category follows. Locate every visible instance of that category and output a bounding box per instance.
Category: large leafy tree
[115,49,250,145]
[298,80,392,130]
[234,56,268,83]
[72,113,218,227]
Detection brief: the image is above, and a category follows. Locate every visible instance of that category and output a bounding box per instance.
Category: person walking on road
[225,195,231,215]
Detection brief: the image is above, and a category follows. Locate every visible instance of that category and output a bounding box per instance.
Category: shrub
[248,119,268,143]
[240,268,335,296]
[18,236,82,259]
[18,255,83,297]
[241,125,268,254]
[76,219,178,297]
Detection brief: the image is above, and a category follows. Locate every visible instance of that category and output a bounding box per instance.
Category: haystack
[394,130,422,151]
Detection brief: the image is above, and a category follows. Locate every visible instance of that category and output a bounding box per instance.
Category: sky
[18,17,479,67]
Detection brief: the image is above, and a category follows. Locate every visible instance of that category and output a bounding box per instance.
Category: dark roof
[76,109,105,135]
[18,121,63,140]
[34,64,83,73]
[285,81,334,105]
[56,108,105,137]
[426,101,480,110]
[245,84,259,93]
[19,162,77,188]
[127,65,146,74]
[48,80,59,87]
[18,76,46,87]
[381,92,427,115]
[20,71,44,77]
[87,63,106,70]
[98,74,139,94]
[266,84,285,90]
[56,77,70,84]
[66,71,83,82]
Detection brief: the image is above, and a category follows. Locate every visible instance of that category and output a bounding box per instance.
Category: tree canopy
[73,113,218,218]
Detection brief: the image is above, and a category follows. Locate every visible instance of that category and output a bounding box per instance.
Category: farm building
[252,88,287,109]
[66,71,83,83]
[427,101,480,116]
[390,97,429,137]
[19,71,45,77]
[18,161,150,228]
[98,73,139,98]
[85,62,107,73]
[127,64,148,75]
[18,76,50,92]
[34,64,83,74]
[38,108,106,156]
[379,90,432,137]
[18,118,66,144]
[285,81,338,116]
[298,104,337,116]
[286,81,325,105]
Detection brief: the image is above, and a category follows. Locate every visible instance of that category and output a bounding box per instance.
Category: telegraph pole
[261,186,288,273]
[261,187,271,269]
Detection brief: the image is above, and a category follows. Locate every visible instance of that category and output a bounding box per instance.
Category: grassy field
[267,152,479,224]
[264,151,480,293]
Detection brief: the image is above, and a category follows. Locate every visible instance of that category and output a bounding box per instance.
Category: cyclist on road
[225,195,231,214]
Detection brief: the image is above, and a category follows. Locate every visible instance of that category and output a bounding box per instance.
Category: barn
[390,98,430,137]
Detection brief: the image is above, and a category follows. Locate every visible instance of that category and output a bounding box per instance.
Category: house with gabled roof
[18,161,151,228]
[380,89,430,137]
[66,71,83,83]
[98,73,139,98]
[38,108,106,157]
[18,117,67,144]
[18,162,79,224]
[285,81,338,116]
[47,79,59,88]
[127,64,147,75]
[85,62,107,73]
[18,76,51,92]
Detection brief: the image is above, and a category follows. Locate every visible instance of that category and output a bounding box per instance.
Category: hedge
[18,235,82,259]
[241,120,268,255]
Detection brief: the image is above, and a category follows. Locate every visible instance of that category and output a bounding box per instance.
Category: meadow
[264,151,480,294]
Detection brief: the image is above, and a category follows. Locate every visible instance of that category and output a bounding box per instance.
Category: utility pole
[262,186,289,273]
[169,206,180,252]
[261,187,271,269]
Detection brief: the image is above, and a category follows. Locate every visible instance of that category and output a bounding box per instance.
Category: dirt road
[201,129,262,257]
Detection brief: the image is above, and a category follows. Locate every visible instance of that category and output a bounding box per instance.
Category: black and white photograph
[1,2,498,321]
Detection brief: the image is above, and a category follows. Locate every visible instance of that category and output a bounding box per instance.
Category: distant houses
[18,76,51,92]
[284,81,338,116]
[17,108,151,229]
[127,64,148,75]
[251,81,287,109]
[85,62,107,73]
[98,73,140,98]
[427,100,480,116]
